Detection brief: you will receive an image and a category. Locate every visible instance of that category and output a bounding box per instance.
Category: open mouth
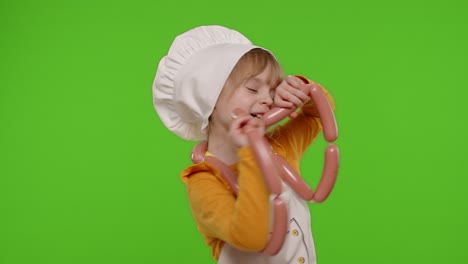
[250,113,263,119]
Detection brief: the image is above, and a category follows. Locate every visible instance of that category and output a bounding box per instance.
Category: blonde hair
[222,48,284,98]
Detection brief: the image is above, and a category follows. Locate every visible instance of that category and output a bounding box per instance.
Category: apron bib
[218,183,317,264]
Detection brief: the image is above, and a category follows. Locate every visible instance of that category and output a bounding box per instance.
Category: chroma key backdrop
[1,0,467,263]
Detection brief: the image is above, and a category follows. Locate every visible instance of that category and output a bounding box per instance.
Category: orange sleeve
[185,146,270,255]
[269,76,335,161]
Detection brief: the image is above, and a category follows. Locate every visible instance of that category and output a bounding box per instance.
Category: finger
[244,118,265,134]
[292,88,311,103]
[277,89,303,106]
[232,114,252,130]
[283,83,311,103]
[289,111,299,119]
[274,96,294,108]
[285,75,304,88]
[246,116,265,129]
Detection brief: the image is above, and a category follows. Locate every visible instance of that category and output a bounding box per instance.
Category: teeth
[251,114,262,119]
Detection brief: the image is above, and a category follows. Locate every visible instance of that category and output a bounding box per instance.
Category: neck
[207,126,239,165]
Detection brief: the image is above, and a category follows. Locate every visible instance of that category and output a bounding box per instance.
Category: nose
[260,92,273,106]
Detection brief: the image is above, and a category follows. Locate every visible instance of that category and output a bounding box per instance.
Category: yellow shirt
[180,80,335,261]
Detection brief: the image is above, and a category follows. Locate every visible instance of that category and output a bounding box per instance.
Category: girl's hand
[230,112,266,147]
[274,76,311,118]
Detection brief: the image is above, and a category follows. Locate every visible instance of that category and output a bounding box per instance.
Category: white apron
[218,182,317,264]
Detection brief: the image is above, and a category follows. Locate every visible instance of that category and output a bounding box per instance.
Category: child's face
[211,65,276,130]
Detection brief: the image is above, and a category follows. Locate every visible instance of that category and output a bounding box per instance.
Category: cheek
[234,98,253,111]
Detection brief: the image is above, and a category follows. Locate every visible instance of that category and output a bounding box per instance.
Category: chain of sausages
[191,80,340,255]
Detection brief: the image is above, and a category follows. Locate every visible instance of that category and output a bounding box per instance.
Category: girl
[153,25,335,264]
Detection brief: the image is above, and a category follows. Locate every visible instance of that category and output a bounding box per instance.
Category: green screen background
[1,0,467,263]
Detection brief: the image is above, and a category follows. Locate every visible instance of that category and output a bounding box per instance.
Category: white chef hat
[152,25,263,141]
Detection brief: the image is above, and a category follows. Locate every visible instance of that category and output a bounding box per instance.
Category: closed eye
[246,87,258,93]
